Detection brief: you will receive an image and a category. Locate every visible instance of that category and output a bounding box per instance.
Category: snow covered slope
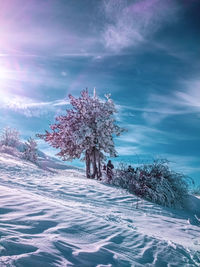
[0,153,199,266]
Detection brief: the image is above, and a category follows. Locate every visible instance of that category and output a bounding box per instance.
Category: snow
[0,153,200,266]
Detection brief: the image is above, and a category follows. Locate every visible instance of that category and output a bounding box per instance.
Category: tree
[23,138,38,163]
[38,89,124,178]
[0,127,20,147]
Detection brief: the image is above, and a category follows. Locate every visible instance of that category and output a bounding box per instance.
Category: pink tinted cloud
[102,0,178,52]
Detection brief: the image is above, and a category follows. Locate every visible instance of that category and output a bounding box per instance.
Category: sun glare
[0,57,27,99]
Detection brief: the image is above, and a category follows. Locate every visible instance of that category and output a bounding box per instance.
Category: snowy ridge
[0,153,200,266]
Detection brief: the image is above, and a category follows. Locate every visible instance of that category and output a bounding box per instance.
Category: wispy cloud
[118,77,200,125]
[117,124,167,144]
[0,0,181,58]
[0,1,99,57]
[102,0,178,52]
[156,153,200,178]
[176,80,200,108]
[0,94,69,117]
[116,122,190,148]
[116,145,141,156]
[0,58,70,91]
[115,124,167,157]
[149,85,200,113]
[145,78,200,124]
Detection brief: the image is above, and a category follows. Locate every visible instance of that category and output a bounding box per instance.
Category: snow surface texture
[0,153,199,267]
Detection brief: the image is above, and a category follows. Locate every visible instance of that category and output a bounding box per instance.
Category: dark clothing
[107,162,114,170]
[107,162,114,181]
[127,166,134,173]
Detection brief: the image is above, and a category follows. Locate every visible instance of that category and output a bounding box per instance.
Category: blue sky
[0,0,199,185]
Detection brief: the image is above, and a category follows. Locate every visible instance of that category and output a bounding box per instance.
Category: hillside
[0,153,200,266]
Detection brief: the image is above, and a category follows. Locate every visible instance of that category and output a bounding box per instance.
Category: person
[127,165,134,173]
[107,160,114,182]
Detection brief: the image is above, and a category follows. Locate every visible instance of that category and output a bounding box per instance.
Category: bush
[23,138,38,163]
[112,160,189,208]
[0,127,20,147]
[0,145,21,157]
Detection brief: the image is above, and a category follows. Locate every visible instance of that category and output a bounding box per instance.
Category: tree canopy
[38,89,124,178]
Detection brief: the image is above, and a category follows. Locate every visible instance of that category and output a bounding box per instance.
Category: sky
[0,0,199,186]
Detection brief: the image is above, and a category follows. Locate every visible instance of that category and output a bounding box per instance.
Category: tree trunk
[91,147,98,178]
[96,150,102,179]
[86,150,91,178]
[86,148,102,179]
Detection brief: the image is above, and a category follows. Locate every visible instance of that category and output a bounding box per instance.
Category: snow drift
[0,153,199,266]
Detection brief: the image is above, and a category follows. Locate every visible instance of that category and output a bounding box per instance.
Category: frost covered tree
[38,89,124,178]
[0,127,20,147]
[23,138,38,163]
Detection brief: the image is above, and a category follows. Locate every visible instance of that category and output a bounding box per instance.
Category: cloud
[119,77,200,125]
[115,124,167,157]
[149,83,200,113]
[0,0,99,57]
[116,145,141,156]
[156,153,200,177]
[117,124,164,143]
[0,58,70,91]
[101,0,178,52]
[0,0,180,58]
[0,94,69,117]
[176,80,200,108]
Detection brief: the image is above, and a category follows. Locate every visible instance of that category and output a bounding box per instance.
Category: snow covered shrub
[0,144,21,157]
[0,127,20,147]
[112,160,189,208]
[38,89,124,178]
[23,138,38,163]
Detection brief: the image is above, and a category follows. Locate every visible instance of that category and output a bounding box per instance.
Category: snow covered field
[0,153,200,266]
